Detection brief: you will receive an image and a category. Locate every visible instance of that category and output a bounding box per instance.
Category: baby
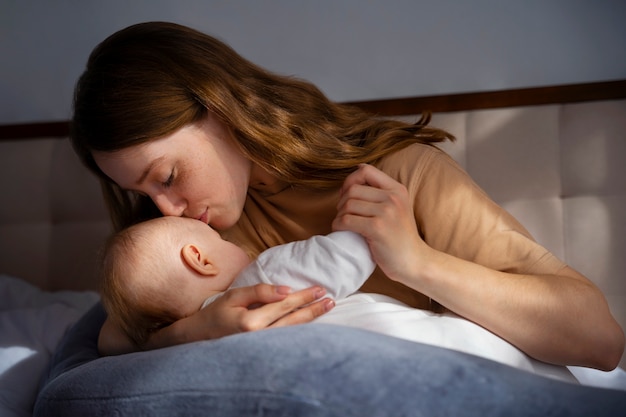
[99,216,375,347]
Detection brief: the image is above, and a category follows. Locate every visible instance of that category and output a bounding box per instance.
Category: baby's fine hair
[99,218,186,347]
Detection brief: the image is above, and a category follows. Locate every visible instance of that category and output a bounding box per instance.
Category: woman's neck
[249,164,289,195]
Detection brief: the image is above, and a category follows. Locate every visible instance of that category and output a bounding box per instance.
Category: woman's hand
[333,164,430,284]
[144,284,334,350]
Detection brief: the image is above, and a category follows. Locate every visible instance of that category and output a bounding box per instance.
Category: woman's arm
[98,317,138,355]
[333,164,625,370]
[98,285,333,355]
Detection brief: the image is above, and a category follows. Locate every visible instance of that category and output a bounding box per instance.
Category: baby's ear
[181,244,219,276]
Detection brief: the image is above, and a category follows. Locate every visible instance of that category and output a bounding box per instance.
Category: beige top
[221,143,566,310]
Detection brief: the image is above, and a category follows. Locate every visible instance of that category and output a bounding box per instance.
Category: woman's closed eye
[162,170,175,188]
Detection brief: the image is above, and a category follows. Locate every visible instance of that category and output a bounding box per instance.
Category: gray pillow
[34,303,626,416]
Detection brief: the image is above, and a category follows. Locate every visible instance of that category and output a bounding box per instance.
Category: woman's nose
[153,193,185,217]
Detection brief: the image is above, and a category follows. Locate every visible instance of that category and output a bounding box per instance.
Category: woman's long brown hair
[71,21,454,231]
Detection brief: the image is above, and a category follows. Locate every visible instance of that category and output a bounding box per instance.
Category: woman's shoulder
[375,143,462,186]
[377,142,457,167]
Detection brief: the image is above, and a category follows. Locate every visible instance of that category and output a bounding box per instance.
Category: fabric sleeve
[378,144,566,275]
[233,231,375,300]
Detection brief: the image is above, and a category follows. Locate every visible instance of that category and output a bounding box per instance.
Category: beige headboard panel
[0,137,111,291]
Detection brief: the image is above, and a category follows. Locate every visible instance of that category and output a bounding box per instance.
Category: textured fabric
[0,276,99,417]
[202,231,375,308]
[315,293,579,383]
[35,304,626,417]
[222,143,566,309]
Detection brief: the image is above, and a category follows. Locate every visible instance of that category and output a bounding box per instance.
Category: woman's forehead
[92,138,174,181]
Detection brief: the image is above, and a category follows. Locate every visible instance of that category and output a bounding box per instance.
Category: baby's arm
[235,231,375,300]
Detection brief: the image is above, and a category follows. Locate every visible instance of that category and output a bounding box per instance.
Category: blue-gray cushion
[34,303,626,416]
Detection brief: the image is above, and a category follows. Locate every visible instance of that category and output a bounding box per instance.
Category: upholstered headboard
[0,136,110,291]
[1,81,625,367]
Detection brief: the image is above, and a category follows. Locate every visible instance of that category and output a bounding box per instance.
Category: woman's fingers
[216,285,332,333]
[234,286,332,331]
[269,298,335,328]
[221,283,292,306]
[341,163,399,193]
[335,164,408,235]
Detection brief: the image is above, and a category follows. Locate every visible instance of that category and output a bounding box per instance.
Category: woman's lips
[198,210,208,224]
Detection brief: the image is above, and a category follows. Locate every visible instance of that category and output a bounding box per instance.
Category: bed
[1,81,626,416]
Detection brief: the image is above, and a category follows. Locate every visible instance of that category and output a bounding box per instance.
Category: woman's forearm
[98,318,139,356]
[404,248,625,370]
[144,285,333,349]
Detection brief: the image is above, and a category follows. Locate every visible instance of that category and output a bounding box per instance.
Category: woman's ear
[181,244,219,276]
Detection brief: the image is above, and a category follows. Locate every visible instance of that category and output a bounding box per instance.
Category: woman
[71,21,623,369]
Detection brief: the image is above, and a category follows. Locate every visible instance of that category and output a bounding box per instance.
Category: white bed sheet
[315,293,626,389]
[0,275,99,417]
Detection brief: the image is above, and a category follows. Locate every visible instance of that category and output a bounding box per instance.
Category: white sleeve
[231,231,375,300]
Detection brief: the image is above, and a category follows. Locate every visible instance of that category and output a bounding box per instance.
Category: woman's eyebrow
[136,156,166,185]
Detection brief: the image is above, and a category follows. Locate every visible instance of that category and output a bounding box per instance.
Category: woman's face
[94,113,252,230]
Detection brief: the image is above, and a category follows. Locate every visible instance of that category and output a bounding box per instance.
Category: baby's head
[99,216,250,347]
